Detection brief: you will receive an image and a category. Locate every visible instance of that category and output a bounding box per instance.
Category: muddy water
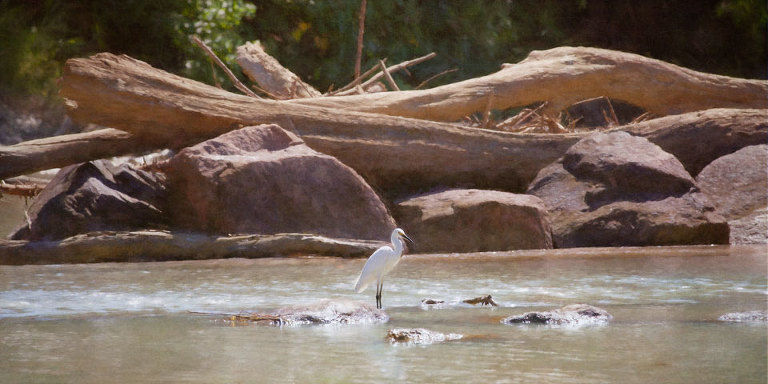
[0,245,765,383]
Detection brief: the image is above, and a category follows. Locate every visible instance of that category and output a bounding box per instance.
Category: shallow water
[1,245,766,383]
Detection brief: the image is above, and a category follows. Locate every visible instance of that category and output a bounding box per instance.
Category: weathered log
[624,108,768,176]
[0,128,165,180]
[236,41,321,99]
[57,52,582,194]
[0,231,386,265]
[289,46,767,120]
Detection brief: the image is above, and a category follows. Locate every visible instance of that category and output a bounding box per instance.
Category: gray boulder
[394,189,552,253]
[502,304,612,326]
[11,160,167,241]
[528,131,728,247]
[166,124,396,240]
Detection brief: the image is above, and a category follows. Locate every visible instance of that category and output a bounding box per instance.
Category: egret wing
[354,246,392,293]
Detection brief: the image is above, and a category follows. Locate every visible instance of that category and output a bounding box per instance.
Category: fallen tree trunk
[287,46,768,120]
[57,52,582,194]
[624,108,768,176]
[0,128,163,180]
[0,231,385,265]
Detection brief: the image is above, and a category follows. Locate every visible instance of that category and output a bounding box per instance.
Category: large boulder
[528,131,728,247]
[11,160,167,241]
[166,124,396,240]
[393,189,553,253]
[696,145,767,245]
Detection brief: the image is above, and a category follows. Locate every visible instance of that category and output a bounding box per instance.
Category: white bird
[354,228,414,309]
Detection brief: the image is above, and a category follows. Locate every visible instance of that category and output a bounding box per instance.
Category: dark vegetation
[0,0,765,141]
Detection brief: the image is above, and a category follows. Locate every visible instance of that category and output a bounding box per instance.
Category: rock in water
[260,299,388,326]
[394,189,552,252]
[528,131,728,247]
[11,160,167,240]
[166,124,395,240]
[502,304,612,326]
[386,328,463,345]
[718,311,767,323]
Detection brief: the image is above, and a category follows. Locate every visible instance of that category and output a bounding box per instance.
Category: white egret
[354,228,414,309]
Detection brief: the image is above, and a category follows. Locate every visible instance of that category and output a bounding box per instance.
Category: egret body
[354,228,414,309]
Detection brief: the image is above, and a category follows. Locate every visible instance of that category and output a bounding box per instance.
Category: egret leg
[376,280,383,309]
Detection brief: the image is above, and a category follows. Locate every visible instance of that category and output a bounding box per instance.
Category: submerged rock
[166,124,395,240]
[236,299,388,326]
[502,304,612,326]
[387,328,463,345]
[528,131,728,247]
[394,189,553,252]
[11,160,167,241]
[718,311,768,323]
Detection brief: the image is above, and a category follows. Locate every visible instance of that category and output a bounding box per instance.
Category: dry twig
[415,67,458,90]
[335,52,437,96]
[378,59,400,91]
[191,35,260,98]
[331,60,384,95]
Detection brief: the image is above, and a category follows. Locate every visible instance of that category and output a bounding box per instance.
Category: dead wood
[1,176,46,197]
[0,128,165,180]
[623,108,768,176]
[289,46,767,120]
[236,41,321,99]
[331,52,437,96]
[191,36,260,98]
[354,0,367,81]
[55,52,582,193]
[0,231,386,265]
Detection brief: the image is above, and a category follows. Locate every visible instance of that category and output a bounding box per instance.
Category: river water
[0,245,765,383]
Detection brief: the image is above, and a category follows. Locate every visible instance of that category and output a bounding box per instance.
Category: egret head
[394,228,414,247]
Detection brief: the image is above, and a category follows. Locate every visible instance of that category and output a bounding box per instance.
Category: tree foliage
[0,0,765,100]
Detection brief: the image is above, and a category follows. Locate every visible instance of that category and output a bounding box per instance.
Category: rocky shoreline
[2,120,765,264]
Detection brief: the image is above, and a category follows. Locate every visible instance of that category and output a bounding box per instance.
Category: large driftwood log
[57,52,582,193]
[288,46,767,120]
[0,231,385,265]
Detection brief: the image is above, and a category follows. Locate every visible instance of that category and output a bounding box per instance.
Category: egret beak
[400,233,415,250]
